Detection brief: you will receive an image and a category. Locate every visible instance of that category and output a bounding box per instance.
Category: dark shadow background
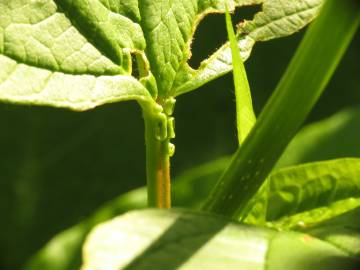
[0,7,359,270]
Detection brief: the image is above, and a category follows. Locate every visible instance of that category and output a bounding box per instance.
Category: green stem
[202,0,360,219]
[142,103,171,208]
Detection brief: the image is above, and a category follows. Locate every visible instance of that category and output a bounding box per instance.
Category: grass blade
[203,0,360,219]
[225,4,256,144]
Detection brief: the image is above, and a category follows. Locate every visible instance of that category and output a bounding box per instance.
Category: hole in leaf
[189,5,262,69]
[131,53,140,79]
[131,52,149,79]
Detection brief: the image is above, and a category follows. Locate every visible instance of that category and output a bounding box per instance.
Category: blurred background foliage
[0,6,359,270]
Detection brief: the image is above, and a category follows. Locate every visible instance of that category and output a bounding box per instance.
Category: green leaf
[277,106,360,168]
[0,0,151,110]
[173,0,323,96]
[0,0,142,74]
[225,3,256,144]
[245,159,360,229]
[82,209,357,270]
[0,0,254,108]
[0,55,151,111]
[202,0,360,218]
[1,0,321,109]
[303,206,360,257]
[138,0,261,98]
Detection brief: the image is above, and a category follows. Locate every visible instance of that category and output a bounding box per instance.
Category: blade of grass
[225,3,256,144]
[225,3,268,224]
[203,0,360,219]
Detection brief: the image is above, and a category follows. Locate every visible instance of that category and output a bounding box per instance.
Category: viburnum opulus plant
[1,0,359,269]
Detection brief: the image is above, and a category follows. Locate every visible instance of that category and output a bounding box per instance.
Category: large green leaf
[245,159,360,228]
[0,0,151,110]
[81,209,357,270]
[0,0,322,109]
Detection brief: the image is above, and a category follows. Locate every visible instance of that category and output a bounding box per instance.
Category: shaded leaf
[303,206,360,257]
[24,157,228,270]
[277,105,360,168]
[82,209,356,270]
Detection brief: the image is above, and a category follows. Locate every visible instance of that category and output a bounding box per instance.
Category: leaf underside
[0,0,322,110]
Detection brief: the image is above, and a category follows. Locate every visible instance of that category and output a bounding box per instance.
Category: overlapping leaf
[0,0,322,110]
[81,209,356,270]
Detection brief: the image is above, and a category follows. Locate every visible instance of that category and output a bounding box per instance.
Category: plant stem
[143,104,171,208]
[202,0,360,219]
